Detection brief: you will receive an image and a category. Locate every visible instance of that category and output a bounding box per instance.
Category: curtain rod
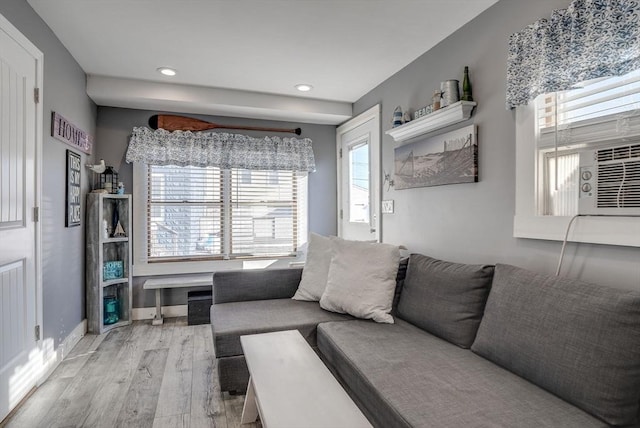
[149,114,302,135]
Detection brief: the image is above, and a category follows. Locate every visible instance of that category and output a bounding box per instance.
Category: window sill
[132,256,303,277]
[513,214,640,247]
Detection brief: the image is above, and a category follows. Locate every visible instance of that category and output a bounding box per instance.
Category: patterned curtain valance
[125,127,316,172]
[506,0,640,109]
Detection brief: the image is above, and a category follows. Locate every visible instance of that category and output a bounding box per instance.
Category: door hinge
[339,148,342,158]
[340,209,343,219]
[34,88,40,104]
[33,207,39,222]
[35,325,40,341]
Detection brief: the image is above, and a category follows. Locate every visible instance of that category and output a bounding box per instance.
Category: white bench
[143,274,212,325]
[240,330,372,427]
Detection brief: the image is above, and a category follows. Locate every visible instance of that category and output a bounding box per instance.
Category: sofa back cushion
[391,257,409,313]
[396,254,494,348]
[471,263,640,426]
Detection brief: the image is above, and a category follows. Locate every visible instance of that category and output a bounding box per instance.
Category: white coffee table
[240,330,372,428]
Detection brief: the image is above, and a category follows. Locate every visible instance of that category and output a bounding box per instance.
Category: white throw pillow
[292,233,335,301]
[320,239,400,323]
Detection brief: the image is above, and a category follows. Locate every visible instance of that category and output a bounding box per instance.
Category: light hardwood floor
[1,318,260,428]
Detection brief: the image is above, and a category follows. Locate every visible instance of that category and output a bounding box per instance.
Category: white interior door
[337,105,380,241]
[0,15,40,422]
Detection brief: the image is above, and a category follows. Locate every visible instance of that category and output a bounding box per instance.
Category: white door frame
[336,104,381,241]
[0,10,44,381]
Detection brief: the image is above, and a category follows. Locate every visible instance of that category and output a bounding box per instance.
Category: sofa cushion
[391,257,409,313]
[292,233,335,301]
[210,298,352,358]
[213,267,302,303]
[318,320,605,428]
[471,263,640,426]
[320,239,400,323]
[396,254,494,348]
[217,355,251,394]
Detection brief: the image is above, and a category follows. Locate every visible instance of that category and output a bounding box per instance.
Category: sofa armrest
[212,267,303,304]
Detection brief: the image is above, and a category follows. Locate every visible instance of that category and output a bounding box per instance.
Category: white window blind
[148,165,223,260]
[537,69,640,148]
[543,151,579,216]
[147,166,306,261]
[230,170,302,257]
[535,69,640,216]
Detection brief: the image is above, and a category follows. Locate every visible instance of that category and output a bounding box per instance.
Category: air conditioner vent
[596,143,640,162]
[596,159,640,208]
[579,143,640,215]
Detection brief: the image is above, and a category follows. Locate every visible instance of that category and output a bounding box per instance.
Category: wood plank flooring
[1,318,260,428]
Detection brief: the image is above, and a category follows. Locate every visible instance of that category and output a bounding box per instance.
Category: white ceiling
[28,0,499,124]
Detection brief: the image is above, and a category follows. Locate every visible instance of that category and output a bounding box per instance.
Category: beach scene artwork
[394,125,477,190]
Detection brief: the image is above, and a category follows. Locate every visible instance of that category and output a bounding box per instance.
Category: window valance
[506,0,640,109]
[125,126,316,172]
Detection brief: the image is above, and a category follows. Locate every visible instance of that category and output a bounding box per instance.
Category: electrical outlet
[382,200,394,214]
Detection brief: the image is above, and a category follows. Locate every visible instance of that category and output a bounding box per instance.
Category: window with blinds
[147,165,306,261]
[229,169,302,257]
[535,69,640,216]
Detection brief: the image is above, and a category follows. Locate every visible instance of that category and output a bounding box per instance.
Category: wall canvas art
[394,125,477,190]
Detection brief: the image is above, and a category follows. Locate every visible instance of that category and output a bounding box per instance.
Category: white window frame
[132,163,308,276]
[514,103,640,247]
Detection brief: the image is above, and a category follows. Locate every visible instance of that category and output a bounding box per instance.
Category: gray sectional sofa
[209,254,640,427]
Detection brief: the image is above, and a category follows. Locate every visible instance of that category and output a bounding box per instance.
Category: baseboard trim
[40,319,87,384]
[132,304,188,320]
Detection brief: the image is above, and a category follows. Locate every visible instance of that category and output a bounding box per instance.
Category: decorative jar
[103,296,119,325]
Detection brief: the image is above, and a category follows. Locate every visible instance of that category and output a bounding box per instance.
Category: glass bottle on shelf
[462,66,473,102]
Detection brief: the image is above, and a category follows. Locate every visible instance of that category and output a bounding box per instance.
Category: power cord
[556,213,640,276]
[556,214,581,276]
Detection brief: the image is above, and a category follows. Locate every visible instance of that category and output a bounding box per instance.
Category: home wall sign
[52,111,93,154]
[66,149,82,227]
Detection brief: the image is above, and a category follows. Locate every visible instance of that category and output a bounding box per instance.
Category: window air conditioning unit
[579,143,640,215]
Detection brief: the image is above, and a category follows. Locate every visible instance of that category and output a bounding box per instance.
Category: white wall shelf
[385,100,476,143]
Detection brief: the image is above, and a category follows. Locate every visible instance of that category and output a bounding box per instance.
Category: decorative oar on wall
[149,114,302,135]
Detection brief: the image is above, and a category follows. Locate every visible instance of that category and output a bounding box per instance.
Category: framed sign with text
[66,149,82,227]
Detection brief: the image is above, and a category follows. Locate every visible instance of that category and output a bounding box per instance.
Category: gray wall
[0,1,97,347]
[95,106,337,307]
[354,0,640,291]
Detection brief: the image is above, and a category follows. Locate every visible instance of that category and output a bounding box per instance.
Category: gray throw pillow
[471,264,640,426]
[396,254,494,348]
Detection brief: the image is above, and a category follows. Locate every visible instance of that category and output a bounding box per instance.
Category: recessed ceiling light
[157,67,177,76]
[295,84,313,92]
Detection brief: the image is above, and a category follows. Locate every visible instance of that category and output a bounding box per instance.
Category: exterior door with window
[337,105,380,241]
[0,16,41,422]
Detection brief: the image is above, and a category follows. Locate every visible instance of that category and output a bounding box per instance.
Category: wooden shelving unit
[86,193,132,334]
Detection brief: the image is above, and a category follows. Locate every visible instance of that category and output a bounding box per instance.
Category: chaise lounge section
[209,267,354,393]
[317,319,607,427]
